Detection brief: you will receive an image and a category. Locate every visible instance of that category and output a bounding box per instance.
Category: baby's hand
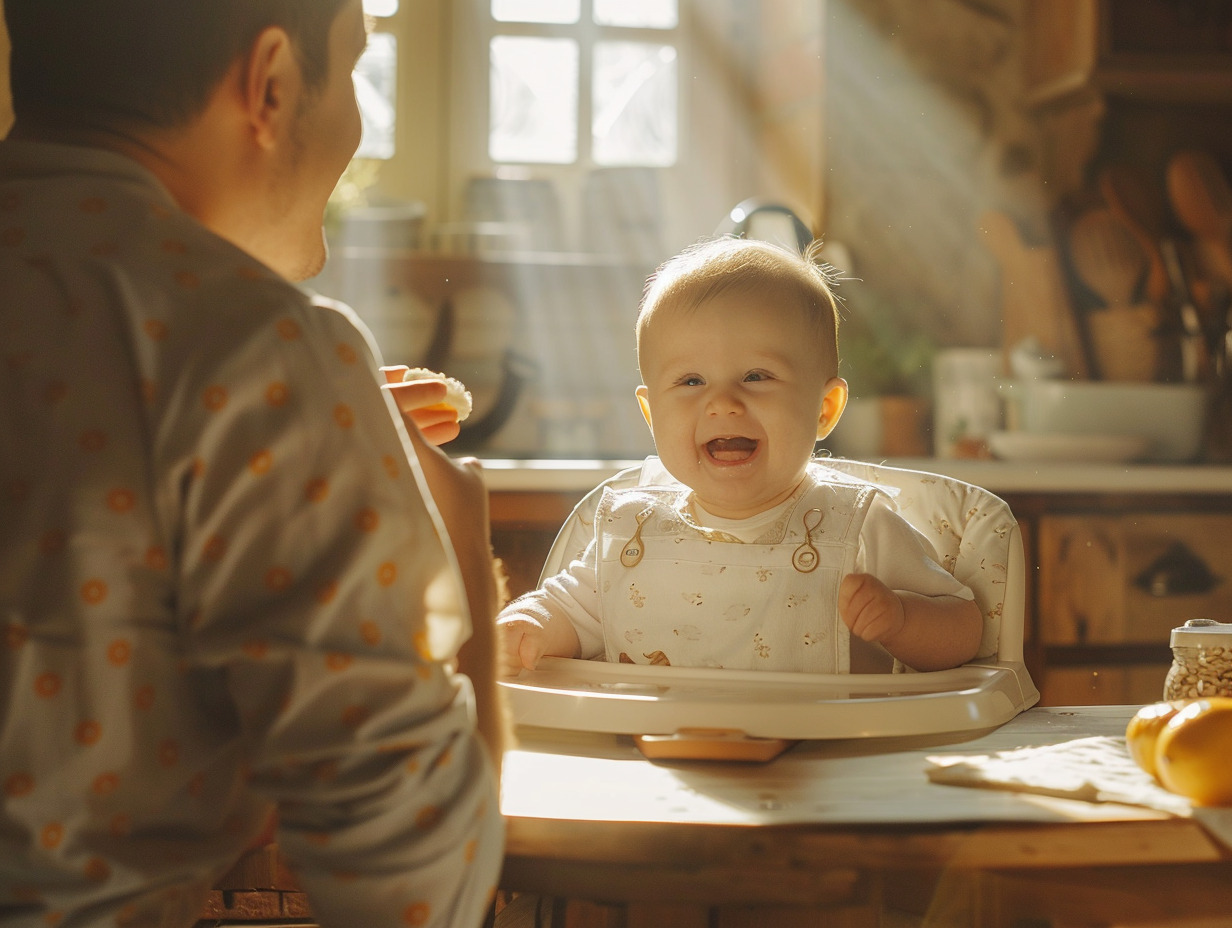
[496,612,552,677]
[838,573,906,645]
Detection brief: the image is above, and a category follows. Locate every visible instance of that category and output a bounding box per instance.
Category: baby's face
[636,289,840,520]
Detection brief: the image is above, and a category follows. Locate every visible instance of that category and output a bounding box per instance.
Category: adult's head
[4,0,347,131]
[3,0,365,281]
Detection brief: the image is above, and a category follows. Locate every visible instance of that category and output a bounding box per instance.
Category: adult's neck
[9,114,208,213]
[9,112,284,276]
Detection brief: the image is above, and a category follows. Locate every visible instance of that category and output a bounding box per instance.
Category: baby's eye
[744,370,771,382]
[678,375,705,387]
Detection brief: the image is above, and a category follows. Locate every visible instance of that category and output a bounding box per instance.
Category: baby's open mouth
[706,436,758,462]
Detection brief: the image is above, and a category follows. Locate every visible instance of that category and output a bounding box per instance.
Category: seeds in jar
[1165,645,1232,699]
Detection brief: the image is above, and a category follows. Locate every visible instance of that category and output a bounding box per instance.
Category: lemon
[1125,700,1190,781]
[1155,697,1232,806]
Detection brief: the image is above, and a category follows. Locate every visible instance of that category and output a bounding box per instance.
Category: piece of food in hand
[401,367,473,422]
[1154,696,1232,806]
[1125,700,1190,781]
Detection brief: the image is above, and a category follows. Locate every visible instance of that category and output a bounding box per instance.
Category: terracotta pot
[826,396,931,459]
[877,395,931,458]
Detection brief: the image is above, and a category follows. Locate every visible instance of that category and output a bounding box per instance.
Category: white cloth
[532,460,973,672]
[925,736,1232,852]
[0,140,501,928]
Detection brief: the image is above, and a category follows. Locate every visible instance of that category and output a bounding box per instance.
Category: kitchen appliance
[716,198,814,253]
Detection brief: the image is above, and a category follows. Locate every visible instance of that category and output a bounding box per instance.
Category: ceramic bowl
[998,380,1208,462]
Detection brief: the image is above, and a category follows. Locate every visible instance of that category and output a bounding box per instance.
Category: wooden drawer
[1038,664,1168,707]
[1038,513,1232,646]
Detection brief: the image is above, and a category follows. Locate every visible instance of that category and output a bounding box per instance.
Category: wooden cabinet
[1039,513,1232,646]
[1025,0,1232,108]
[1023,0,1232,204]
[1033,510,1232,705]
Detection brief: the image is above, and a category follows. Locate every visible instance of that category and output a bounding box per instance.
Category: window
[355,0,400,160]
[442,0,685,258]
[484,0,679,168]
[320,1,760,459]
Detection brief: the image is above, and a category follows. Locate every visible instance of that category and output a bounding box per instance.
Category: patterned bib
[594,475,876,672]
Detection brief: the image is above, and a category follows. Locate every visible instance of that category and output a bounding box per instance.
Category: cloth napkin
[925,735,1232,851]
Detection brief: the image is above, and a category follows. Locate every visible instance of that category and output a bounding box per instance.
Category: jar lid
[1170,618,1232,648]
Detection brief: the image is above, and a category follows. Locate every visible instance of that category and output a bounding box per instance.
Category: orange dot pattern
[5,773,34,797]
[403,902,432,927]
[0,177,500,925]
[6,623,30,649]
[74,720,102,746]
[92,773,120,796]
[265,382,289,407]
[81,580,108,605]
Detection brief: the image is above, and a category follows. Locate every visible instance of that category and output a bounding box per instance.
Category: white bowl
[999,380,1208,462]
[988,430,1150,464]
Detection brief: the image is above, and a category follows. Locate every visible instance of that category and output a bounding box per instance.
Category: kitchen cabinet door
[1038,513,1232,646]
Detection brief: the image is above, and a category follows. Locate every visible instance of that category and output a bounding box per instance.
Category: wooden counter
[499,705,1232,927]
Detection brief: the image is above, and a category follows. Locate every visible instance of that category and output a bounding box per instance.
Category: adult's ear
[815,377,848,439]
[241,26,301,150]
[635,385,653,431]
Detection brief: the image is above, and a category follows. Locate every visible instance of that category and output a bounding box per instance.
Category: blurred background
[3,0,1230,465]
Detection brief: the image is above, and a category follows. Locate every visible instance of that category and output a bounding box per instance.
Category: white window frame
[446,0,695,248]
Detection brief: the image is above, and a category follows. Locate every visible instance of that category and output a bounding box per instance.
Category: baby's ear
[816,377,848,439]
[635,385,653,430]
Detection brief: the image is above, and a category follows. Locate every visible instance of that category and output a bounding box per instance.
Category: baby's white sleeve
[855,494,975,600]
[537,540,607,659]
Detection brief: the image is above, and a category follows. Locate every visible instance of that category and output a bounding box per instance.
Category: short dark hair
[4,0,350,130]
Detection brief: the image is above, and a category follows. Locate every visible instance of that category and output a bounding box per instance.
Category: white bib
[594,474,876,672]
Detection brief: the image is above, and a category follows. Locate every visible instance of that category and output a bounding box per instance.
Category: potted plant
[828,309,935,459]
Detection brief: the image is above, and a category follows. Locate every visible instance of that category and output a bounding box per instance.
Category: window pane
[490,36,578,164]
[355,32,397,159]
[594,0,678,29]
[363,0,398,16]
[492,0,580,24]
[593,42,677,166]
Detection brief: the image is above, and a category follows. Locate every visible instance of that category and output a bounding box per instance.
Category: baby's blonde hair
[636,237,841,373]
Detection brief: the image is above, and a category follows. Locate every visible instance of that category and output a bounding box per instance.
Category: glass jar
[1163,618,1232,700]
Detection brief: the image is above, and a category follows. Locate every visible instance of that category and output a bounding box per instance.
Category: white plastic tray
[501,656,1040,741]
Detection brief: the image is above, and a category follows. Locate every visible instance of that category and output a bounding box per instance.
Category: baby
[498,237,982,676]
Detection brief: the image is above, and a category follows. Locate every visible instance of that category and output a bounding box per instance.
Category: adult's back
[0,3,505,926]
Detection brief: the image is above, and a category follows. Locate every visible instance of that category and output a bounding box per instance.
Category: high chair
[499,458,1039,758]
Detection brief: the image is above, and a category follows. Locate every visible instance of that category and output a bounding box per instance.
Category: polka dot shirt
[0,140,502,928]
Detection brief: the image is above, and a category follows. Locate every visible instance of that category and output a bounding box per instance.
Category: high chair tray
[501,657,1039,740]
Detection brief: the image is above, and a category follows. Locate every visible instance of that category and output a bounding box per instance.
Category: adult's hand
[379,365,462,446]
[386,375,510,772]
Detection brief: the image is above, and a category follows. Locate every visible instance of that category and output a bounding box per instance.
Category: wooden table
[498,706,1232,928]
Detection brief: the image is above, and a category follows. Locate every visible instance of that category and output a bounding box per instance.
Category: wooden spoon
[1099,163,1171,305]
[1068,207,1147,307]
[1166,150,1232,287]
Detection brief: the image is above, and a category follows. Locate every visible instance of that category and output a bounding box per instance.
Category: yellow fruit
[1155,697,1232,806]
[1126,700,1190,781]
